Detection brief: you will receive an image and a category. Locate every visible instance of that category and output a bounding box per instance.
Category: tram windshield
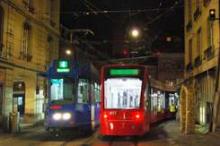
[50,78,75,101]
[104,78,142,109]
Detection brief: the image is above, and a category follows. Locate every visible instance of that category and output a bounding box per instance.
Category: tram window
[151,92,157,112]
[78,79,89,103]
[95,82,100,102]
[50,78,75,101]
[104,78,142,109]
[50,79,63,100]
[63,80,75,100]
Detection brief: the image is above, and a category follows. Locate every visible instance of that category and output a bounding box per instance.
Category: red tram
[99,64,178,136]
[99,64,150,136]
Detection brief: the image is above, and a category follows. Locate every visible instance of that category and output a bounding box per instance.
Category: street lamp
[130,28,140,38]
[65,49,72,56]
[209,9,216,20]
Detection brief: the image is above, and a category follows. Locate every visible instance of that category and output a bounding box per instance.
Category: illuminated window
[94,82,100,102]
[50,78,75,101]
[78,79,89,103]
[50,79,63,100]
[104,78,142,109]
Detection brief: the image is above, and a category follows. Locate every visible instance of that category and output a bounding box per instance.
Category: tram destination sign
[110,68,139,76]
[56,60,70,73]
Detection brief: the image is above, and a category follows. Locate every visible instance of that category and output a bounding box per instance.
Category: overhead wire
[80,0,116,22]
[63,0,183,61]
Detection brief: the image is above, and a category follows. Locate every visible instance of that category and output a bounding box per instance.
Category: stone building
[0,0,60,130]
[184,0,220,131]
[157,53,184,84]
[146,53,184,86]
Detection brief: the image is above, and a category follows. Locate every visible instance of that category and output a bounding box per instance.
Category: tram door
[13,82,25,116]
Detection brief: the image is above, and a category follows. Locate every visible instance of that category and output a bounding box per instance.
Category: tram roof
[42,60,99,80]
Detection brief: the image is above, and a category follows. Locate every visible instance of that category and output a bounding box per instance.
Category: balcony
[186,62,193,71]
[194,8,201,21]
[204,46,214,60]
[194,56,202,67]
[186,20,192,32]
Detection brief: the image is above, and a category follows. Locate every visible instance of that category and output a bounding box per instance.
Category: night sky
[61,0,184,60]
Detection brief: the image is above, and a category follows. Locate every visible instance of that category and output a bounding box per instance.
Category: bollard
[9,112,20,133]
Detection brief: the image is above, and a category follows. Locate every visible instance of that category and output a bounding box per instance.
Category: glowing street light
[65,49,72,56]
[131,28,140,38]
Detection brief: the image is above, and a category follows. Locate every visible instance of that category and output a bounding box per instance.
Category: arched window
[0,6,4,55]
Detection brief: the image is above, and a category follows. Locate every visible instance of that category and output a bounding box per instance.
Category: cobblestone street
[0,120,219,146]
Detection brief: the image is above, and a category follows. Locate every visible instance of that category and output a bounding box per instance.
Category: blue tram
[44,59,100,134]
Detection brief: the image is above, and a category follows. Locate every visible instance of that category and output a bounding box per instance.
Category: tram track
[100,136,139,146]
[58,131,97,146]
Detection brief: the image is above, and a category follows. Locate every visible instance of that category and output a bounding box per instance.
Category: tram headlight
[63,112,71,120]
[52,113,62,121]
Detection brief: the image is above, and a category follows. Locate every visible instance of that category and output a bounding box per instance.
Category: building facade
[0,0,60,130]
[146,53,184,87]
[157,53,184,84]
[184,0,220,130]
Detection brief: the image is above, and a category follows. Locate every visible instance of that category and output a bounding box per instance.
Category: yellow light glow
[63,112,71,120]
[131,29,140,38]
[65,49,72,55]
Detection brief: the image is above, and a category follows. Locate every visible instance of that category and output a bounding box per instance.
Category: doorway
[13,82,25,116]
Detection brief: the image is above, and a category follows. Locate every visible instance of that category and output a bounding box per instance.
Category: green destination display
[56,60,70,73]
[110,69,139,76]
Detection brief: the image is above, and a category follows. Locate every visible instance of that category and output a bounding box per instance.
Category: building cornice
[0,57,45,73]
